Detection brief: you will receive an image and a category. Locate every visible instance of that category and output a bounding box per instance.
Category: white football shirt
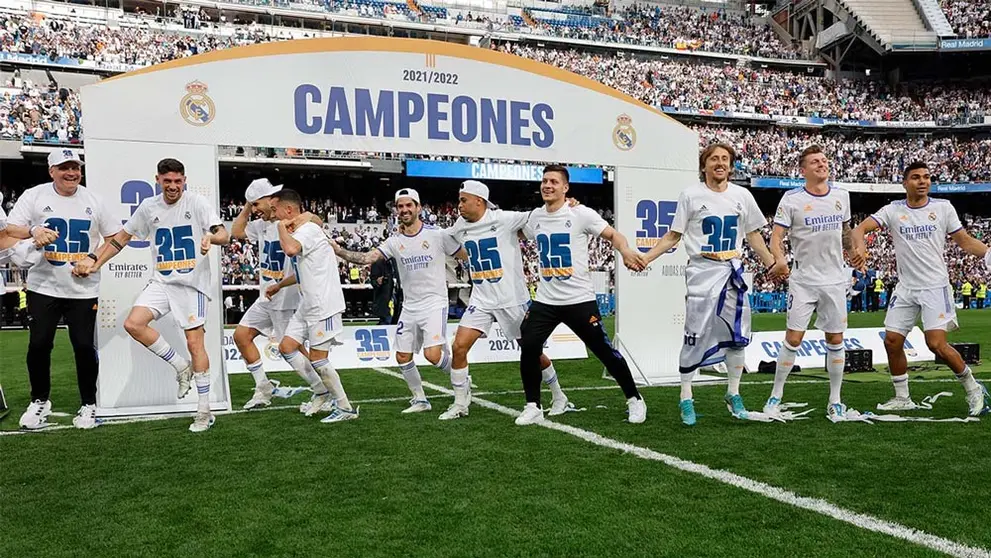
[447,209,530,310]
[0,199,6,289]
[523,204,607,306]
[773,186,851,286]
[871,198,962,290]
[245,219,300,311]
[8,183,119,299]
[671,182,766,270]
[123,192,222,298]
[377,224,460,312]
[289,222,345,322]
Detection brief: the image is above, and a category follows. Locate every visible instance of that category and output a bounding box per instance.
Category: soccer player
[75,158,229,432]
[8,149,120,430]
[333,188,462,414]
[851,161,991,416]
[266,189,357,423]
[642,143,776,426]
[230,179,319,410]
[765,145,854,421]
[515,165,645,426]
[443,180,571,421]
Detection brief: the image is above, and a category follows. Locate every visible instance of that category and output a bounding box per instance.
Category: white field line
[371,366,991,558]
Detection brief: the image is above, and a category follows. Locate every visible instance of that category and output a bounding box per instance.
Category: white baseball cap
[47,148,83,168]
[460,180,496,209]
[394,188,420,204]
[245,178,283,203]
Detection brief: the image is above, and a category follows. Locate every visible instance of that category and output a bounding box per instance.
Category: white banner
[86,139,231,417]
[223,323,588,373]
[744,327,935,372]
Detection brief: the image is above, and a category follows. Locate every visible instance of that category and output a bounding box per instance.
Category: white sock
[955,366,979,393]
[724,349,745,396]
[892,374,911,399]
[436,348,453,374]
[148,335,189,373]
[680,370,694,401]
[542,363,566,401]
[313,358,350,410]
[282,350,327,396]
[246,360,267,388]
[194,371,210,413]
[400,360,426,400]
[771,342,799,400]
[825,343,845,405]
[451,366,469,406]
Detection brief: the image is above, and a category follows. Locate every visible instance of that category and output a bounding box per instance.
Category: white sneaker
[966,383,991,417]
[321,406,359,423]
[627,397,647,424]
[303,392,333,417]
[72,404,100,430]
[19,400,52,430]
[826,402,848,423]
[243,381,275,410]
[401,398,432,414]
[548,396,575,416]
[189,412,215,432]
[176,364,193,399]
[438,403,470,421]
[515,402,544,426]
[763,396,782,418]
[877,396,919,412]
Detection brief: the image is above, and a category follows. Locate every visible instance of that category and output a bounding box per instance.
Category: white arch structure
[80,37,697,416]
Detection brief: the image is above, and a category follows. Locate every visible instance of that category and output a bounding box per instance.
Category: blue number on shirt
[536,233,573,281]
[463,237,503,284]
[120,180,161,249]
[260,240,287,273]
[635,200,678,254]
[701,215,739,254]
[154,225,196,275]
[355,329,390,361]
[43,218,91,266]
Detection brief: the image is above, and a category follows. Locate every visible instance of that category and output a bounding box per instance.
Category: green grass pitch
[3,311,991,557]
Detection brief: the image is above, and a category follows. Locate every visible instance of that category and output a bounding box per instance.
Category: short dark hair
[799,145,824,167]
[699,143,736,173]
[903,161,930,180]
[543,164,569,184]
[156,158,185,175]
[276,188,302,209]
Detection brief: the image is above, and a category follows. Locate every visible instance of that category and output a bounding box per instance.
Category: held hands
[31,226,59,248]
[769,259,790,280]
[848,248,867,272]
[72,258,96,278]
[620,248,647,272]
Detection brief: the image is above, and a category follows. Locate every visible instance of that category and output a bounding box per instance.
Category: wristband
[29,225,39,236]
[110,238,124,251]
[86,253,98,262]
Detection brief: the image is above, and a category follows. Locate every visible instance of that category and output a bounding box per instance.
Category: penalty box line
[371,367,991,558]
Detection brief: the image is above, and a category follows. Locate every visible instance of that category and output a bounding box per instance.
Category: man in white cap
[333,188,464,414]
[440,180,572,420]
[6,148,120,430]
[230,179,326,412]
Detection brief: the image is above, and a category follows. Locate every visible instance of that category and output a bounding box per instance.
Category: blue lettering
[294,84,321,134]
[531,103,554,148]
[510,100,530,146]
[354,88,394,137]
[761,341,778,358]
[451,95,477,143]
[427,93,449,140]
[325,86,353,135]
[480,98,507,144]
[398,91,424,138]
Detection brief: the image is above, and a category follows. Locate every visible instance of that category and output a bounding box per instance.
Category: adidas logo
[153,217,160,224]
[699,205,708,212]
[43,206,53,212]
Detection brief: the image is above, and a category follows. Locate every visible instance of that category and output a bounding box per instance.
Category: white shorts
[284,311,344,350]
[458,302,529,340]
[396,305,449,354]
[134,282,208,330]
[786,281,848,333]
[884,284,958,336]
[239,299,294,340]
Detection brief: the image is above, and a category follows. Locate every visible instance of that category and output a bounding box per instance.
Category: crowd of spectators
[939,0,991,39]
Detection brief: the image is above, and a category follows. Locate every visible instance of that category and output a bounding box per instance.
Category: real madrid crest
[422,240,430,250]
[928,212,937,221]
[612,114,636,151]
[835,200,843,211]
[180,81,215,126]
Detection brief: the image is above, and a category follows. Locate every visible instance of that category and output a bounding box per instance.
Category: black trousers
[519,300,640,405]
[963,295,972,309]
[27,291,99,405]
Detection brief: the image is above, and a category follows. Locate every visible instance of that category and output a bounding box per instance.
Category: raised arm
[73,229,134,277]
[277,220,302,257]
[332,239,384,266]
[641,230,682,264]
[231,202,252,240]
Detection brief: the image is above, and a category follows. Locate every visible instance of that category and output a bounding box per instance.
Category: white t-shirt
[245,219,300,311]
[523,204,607,306]
[8,183,118,299]
[123,192,222,298]
[377,224,460,312]
[0,195,6,289]
[773,186,851,286]
[289,222,345,322]
[871,198,962,290]
[447,209,530,310]
[671,182,766,270]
